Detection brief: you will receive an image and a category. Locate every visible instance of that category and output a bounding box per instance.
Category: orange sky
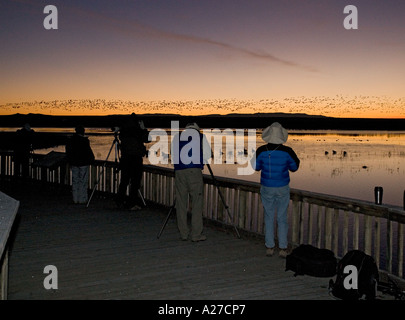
[1,97,404,118]
[1,1,404,118]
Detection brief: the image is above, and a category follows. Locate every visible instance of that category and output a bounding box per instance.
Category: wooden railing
[0,192,19,300]
[1,151,405,281]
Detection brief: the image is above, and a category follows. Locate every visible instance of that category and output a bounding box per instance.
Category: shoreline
[1,113,405,131]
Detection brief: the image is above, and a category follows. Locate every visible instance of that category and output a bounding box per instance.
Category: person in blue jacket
[251,122,300,258]
[171,122,212,242]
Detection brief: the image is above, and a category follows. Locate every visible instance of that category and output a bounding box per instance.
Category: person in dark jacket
[66,126,95,204]
[171,122,212,242]
[116,113,149,210]
[13,123,35,178]
[251,122,300,258]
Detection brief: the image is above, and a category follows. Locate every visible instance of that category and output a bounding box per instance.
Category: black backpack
[285,244,337,277]
[329,250,379,300]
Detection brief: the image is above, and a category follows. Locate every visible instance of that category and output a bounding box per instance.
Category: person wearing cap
[66,125,95,204]
[171,122,212,242]
[13,123,35,179]
[251,122,300,258]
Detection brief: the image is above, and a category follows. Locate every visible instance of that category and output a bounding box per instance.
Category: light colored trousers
[175,168,204,240]
[71,165,89,204]
[260,184,290,249]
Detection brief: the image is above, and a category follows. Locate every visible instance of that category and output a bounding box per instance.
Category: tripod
[157,164,241,239]
[157,199,176,239]
[86,132,146,208]
[206,164,241,239]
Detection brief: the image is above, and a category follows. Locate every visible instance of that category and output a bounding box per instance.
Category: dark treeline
[1,113,404,131]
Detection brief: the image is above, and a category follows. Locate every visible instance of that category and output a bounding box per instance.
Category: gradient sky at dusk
[1,0,405,117]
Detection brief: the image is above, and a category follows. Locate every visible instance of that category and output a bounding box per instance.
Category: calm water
[6,127,403,207]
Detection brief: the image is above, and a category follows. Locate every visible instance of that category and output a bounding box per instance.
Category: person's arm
[87,140,95,163]
[287,149,300,172]
[250,147,265,171]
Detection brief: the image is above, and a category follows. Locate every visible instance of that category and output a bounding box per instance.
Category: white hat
[185,122,200,131]
[262,122,288,144]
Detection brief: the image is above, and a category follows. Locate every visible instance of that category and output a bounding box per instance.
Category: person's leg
[14,160,21,177]
[117,157,130,204]
[21,155,30,178]
[128,157,144,207]
[260,185,277,250]
[71,166,80,203]
[78,166,89,204]
[13,155,22,177]
[175,169,190,240]
[275,184,290,250]
[188,168,204,241]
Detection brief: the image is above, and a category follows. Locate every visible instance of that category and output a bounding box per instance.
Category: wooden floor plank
[3,181,336,300]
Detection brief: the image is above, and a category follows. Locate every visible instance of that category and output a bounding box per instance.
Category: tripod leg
[138,189,146,207]
[157,200,176,239]
[86,181,97,207]
[86,165,105,208]
[87,138,116,208]
[207,164,241,239]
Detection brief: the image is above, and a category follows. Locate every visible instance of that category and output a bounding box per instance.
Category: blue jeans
[71,165,89,204]
[260,184,290,249]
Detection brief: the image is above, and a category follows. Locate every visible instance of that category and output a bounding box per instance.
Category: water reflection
[285,131,405,207]
[32,129,405,207]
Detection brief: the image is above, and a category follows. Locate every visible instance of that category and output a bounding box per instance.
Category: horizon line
[0,112,405,120]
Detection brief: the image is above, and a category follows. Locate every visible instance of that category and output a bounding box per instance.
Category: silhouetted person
[116,113,149,210]
[13,123,35,179]
[66,126,95,204]
[171,122,212,241]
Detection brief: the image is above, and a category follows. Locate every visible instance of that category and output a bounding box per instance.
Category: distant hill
[0,112,404,131]
[204,112,327,118]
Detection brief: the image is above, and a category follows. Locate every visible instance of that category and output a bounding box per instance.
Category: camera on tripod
[111,126,121,136]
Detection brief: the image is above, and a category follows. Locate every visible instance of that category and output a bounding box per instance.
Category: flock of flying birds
[1,95,404,117]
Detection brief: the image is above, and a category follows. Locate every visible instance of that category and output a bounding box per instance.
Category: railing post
[239,190,247,230]
[0,249,8,300]
[325,207,333,250]
[364,215,373,255]
[316,206,323,248]
[398,223,404,278]
[387,220,393,274]
[307,203,314,246]
[374,218,381,269]
[298,201,304,244]
[353,213,360,250]
[0,154,5,176]
[233,188,240,227]
[332,208,339,255]
[291,198,300,245]
[342,210,350,255]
